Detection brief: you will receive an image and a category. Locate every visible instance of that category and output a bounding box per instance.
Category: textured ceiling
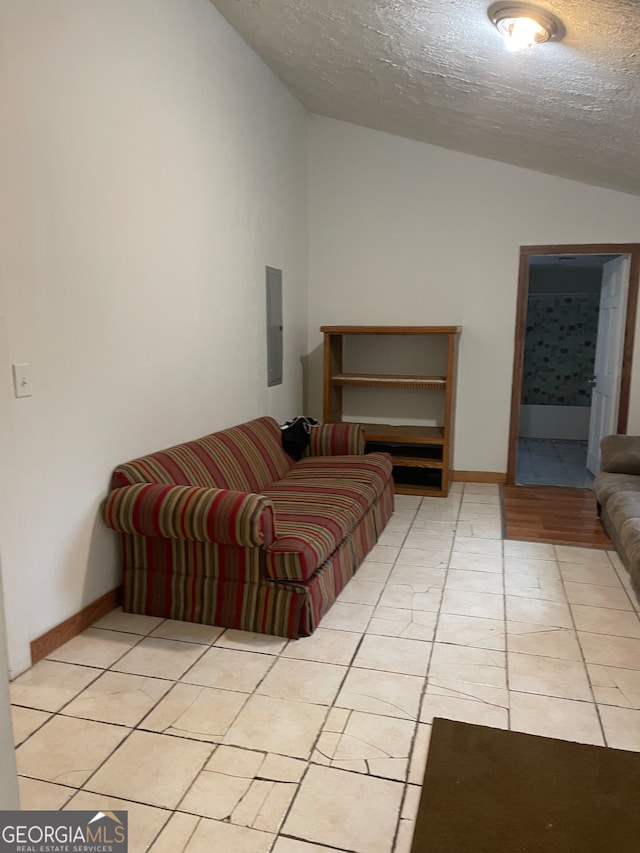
[210,0,640,195]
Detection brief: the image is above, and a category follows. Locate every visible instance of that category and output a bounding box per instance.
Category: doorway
[507,244,640,486]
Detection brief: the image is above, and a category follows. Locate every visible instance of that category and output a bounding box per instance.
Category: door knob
[588,376,597,386]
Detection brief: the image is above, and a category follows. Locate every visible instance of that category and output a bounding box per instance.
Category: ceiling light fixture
[487,2,561,52]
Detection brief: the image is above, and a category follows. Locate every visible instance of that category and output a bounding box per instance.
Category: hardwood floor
[502,485,612,549]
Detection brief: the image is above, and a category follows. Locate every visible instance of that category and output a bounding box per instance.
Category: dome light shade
[488,3,560,51]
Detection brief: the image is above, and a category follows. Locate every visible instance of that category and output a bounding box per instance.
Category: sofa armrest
[600,435,640,475]
[104,483,276,546]
[306,423,365,456]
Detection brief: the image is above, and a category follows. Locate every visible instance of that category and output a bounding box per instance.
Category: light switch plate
[12,363,32,398]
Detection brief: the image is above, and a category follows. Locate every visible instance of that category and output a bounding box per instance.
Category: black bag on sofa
[281,416,319,460]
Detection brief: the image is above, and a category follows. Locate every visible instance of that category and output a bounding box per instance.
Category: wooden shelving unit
[321,325,461,497]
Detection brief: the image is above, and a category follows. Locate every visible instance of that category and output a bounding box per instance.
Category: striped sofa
[104,417,394,638]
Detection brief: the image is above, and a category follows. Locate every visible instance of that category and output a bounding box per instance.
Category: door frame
[506,243,640,485]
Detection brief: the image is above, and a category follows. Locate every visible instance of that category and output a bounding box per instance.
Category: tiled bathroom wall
[522,294,599,406]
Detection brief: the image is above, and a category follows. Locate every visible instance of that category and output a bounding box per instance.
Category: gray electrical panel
[266,266,283,387]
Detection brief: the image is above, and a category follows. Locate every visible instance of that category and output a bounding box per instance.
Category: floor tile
[378,584,443,612]
[313,711,416,781]
[65,791,170,852]
[441,589,504,620]
[509,691,604,745]
[223,694,327,758]
[283,764,403,853]
[112,637,208,680]
[429,643,506,688]
[446,569,503,594]
[181,819,274,853]
[352,635,432,677]
[16,715,128,787]
[395,495,423,509]
[281,628,362,666]
[463,484,500,495]
[366,544,400,563]
[462,493,501,505]
[579,632,640,669]
[214,629,288,654]
[453,537,503,555]
[504,573,565,602]
[85,730,212,808]
[140,683,248,742]
[555,546,612,567]
[571,605,640,638]
[503,541,556,559]
[588,663,640,708]
[506,623,582,661]
[335,668,424,720]
[272,838,343,853]
[420,689,508,728]
[62,671,173,726]
[507,652,592,701]
[256,658,347,705]
[564,582,634,610]
[179,748,297,831]
[388,565,447,586]
[404,533,454,551]
[149,620,224,645]
[336,579,384,606]
[207,745,305,782]
[505,596,573,628]
[11,706,50,746]
[355,561,394,582]
[558,562,623,587]
[18,777,75,810]
[408,722,432,784]
[180,646,275,692]
[377,530,408,548]
[148,812,200,852]
[599,705,640,751]
[504,557,560,579]
[455,523,502,540]
[448,552,503,573]
[319,602,374,632]
[47,628,141,668]
[10,660,101,712]
[366,607,437,641]
[93,608,165,635]
[435,613,505,651]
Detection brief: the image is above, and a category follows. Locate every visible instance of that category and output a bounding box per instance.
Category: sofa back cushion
[112,416,293,493]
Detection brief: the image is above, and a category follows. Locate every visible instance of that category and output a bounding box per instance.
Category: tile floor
[10,483,640,853]
[517,438,595,488]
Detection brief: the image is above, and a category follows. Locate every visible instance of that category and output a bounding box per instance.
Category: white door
[586,255,630,475]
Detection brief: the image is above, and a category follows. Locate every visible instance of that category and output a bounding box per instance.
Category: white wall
[307,117,640,472]
[0,555,19,808]
[0,0,307,671]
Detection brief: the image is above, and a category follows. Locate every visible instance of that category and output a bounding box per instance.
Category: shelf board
[394,484,445,497]
[333,373,446,390]
[361,423,445,445]
[322,325,461,336]
[391,457,443,469]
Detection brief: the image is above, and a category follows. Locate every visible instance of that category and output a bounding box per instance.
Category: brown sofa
[103,416,394,638]
[594,434,640,593]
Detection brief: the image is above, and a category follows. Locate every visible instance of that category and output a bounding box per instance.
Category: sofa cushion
[286,453,393,499]
[604,490,640,530]
[112,417,292,492]
[262,453,393,582]
[594,473,640,509]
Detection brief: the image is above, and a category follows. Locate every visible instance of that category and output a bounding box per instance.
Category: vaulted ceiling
[211,0,640,195]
